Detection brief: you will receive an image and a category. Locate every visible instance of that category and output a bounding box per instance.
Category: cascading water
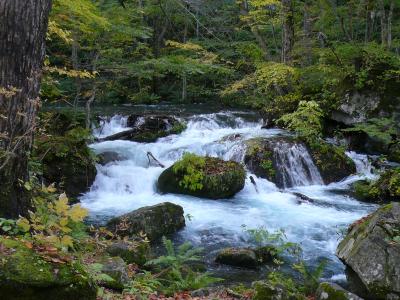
[273,141,324,188]
[81,109,377,282]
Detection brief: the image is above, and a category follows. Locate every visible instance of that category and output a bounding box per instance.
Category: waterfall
[82,109,376,282]
[273,141,324,188]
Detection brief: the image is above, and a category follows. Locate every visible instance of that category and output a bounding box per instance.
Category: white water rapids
[82,111,377,281]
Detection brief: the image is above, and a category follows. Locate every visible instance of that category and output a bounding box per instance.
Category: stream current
[81,109,377,283]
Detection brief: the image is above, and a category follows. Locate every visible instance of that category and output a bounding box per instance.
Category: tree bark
[281,0,295,64]
[0,0,52,218]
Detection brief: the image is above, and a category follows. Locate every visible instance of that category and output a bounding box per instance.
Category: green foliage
[293,260,327,295]
[124,271,162,299]
[173,153,206,191]
[16,184,88,251]
[353,168,400,202]
[279,101,325,141]
[145,237,222,295]
[242,225,301,264]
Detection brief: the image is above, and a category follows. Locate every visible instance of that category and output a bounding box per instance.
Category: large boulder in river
[305,139,356,184]
[157,154,246,199]
[244,137,355,187]
[336,203,400,299]
[107,202,185,241]
[100,114,186,143]
[0,237,96,300]
[350,169,400,203]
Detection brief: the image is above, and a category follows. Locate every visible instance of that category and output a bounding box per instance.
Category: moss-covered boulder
[252,280,303,300]
[106,239,150,265]
[350,169,400,203]
[244,137,327,188]
[215,248,258,269]
[215,246,275,269]
[0,237,96,300]
[306,140,356,184]
[336,203,400,299]
[244,138,279,185]
[107,202,185,241]
[157,154,246,199]
[100,114,186,143]
[316,282,363,300]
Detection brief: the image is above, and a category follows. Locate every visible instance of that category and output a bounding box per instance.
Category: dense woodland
[1,0,400,299]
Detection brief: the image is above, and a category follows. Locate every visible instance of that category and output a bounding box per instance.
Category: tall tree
[0,0,52,218]
[281,0,294,64]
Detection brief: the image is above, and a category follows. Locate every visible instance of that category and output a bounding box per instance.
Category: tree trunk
[379,0,388,47]
[387,0,394,48]
[281,0,295,64]
[0,0,52,218]
[303,1,312,65]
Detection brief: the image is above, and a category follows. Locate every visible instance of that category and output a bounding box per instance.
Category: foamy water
[81,111,377,280]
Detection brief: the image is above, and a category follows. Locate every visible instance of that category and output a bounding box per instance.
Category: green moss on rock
[158,155,246,199]
[306,140,356,184]
[107,202,185,241]
[315,282,362,300]
[0,237,96,300]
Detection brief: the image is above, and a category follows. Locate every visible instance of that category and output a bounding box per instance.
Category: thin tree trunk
[388,0,394,48]
[281,0,295,64]
[379,0,388,47]
[0,0,52,218]
[303,1,312,65]
[71,33,81,109]
[86,52,99,129]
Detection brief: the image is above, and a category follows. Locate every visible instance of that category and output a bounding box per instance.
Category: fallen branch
[147,151,165,168]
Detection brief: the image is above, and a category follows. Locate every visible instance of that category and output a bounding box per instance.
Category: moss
[0,237,96,300]
[352,169,400,203]
[306,140,356,184]
[159,156,245,199]
[317,282,350,300]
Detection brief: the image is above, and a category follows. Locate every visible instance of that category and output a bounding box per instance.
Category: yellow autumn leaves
[16,184,88,251]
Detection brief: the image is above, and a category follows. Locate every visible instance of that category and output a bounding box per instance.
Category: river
[81,108,377,284]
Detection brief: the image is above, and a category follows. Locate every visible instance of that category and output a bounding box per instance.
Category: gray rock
[331,91,380,125]
[100,257,130,290]
[215,248,258,268]
[316,282,363,300]
[337,203,400,299]
[252,281,289,300]
[158,156,246,199]
[106,239,150,265]
[98,151,126,165]
[107,202,185,241]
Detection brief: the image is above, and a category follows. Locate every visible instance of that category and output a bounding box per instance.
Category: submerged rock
[0,238,96,300]
[336,203,400,299]
[157,155,246,199]
[100,114,186,143]
[316,282,363,300]
[98,151,127,165]
[107,202,185,241]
